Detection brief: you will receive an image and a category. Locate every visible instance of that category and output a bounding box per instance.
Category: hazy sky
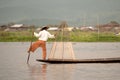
[0,0,120,25]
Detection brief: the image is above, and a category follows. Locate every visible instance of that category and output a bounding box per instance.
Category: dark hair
[40,26,49,31]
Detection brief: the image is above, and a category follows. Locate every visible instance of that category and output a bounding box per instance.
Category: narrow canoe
[36,57,120,63]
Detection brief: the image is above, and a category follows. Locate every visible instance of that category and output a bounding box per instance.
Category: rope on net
[48,21,76,60]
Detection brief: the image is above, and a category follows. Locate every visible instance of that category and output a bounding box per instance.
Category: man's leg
[28,41,40,53]
[41,41,46,60]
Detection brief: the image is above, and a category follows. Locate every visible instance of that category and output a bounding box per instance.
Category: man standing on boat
[28,26,55,60]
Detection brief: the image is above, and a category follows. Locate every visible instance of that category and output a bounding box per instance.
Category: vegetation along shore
[0,21,120,42]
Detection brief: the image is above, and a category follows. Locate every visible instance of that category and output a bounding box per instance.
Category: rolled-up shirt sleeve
[48,32,55,38]
[34,32,41,37]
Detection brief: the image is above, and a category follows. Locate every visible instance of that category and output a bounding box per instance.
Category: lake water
[0,42,120,80]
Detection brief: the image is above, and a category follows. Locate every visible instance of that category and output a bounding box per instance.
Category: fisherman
[28,26,55,60]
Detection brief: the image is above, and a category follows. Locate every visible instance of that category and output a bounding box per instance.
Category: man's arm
[34,32,41,37]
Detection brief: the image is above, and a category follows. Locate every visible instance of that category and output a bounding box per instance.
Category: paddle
[27,26,34,64]
[27,51,31,64]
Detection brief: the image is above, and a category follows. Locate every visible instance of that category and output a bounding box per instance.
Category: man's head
[41,26,49,31]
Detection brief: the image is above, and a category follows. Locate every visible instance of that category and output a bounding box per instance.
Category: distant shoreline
[0,31,120,42]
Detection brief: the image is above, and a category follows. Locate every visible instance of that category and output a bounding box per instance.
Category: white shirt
[34,30,55,41]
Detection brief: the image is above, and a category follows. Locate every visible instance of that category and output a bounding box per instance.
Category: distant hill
[15,18,79,26]
[16,19,61,26]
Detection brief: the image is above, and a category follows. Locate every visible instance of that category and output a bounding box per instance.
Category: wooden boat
[36,57,120,63]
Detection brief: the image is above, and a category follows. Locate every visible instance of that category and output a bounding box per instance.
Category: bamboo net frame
[48,22,76,60]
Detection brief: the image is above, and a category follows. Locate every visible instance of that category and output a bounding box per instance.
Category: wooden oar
[27,26,34,64]
[27,40,32,64]
[27,51,31,64]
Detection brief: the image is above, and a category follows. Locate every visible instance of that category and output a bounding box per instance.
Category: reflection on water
[28,63,120,80]
[28,63,76,80]
[28,64,47,80]
[27,63,120,80]
[0,42,120,80]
